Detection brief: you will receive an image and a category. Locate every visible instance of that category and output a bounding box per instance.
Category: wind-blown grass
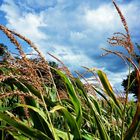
[0,0,140,140]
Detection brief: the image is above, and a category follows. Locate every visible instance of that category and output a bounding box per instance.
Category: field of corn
[0,1,140,140]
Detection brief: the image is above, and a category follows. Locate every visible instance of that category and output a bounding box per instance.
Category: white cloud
[84,4,120,31]
[0,0,49,42]
[70,31,87,42]
[0,0,21,19]
[40,43,96,71]
[106,70,128,89]
[83,2,140,34]
[0,0,140,89]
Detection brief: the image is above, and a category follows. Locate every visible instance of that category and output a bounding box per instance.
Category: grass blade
[50,105,81,139]
[55,69,82,128]
[97,70,122,112]
[0,112,52,140]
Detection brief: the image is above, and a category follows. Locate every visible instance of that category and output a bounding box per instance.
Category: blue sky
[0,0,140,89]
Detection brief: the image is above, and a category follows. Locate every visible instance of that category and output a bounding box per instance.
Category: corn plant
[0,0,139,140]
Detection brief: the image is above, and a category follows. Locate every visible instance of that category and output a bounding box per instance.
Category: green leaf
[76,79,110,140]
[0,112,52,140]
[89,95,102,116]
[23,83,56,107]
[124,104,140,140]
[8,131,29,140]
[16,103,57,139]
[50,105,81,139]
[97,70,122,112]
[55,128,73,140]
[55,70,82,128]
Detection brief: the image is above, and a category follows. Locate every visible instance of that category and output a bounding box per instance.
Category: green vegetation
[0,1,140,140]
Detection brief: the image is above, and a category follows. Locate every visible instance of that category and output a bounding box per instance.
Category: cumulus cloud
[1,2,47,42]
[0,0,140,88]
[84,4,120,31]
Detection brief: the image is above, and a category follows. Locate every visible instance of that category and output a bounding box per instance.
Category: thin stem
[2,129,4,140]
[64,118,71,140]
[37,70,59,140]
[121,61,131,140]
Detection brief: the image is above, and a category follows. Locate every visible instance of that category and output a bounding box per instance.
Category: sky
[0,0,140,90]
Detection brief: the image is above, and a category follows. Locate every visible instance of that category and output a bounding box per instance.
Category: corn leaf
[97,70,122,112]
[55,69,82,128]
[50,105,81,139]
[0,112,52,140]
